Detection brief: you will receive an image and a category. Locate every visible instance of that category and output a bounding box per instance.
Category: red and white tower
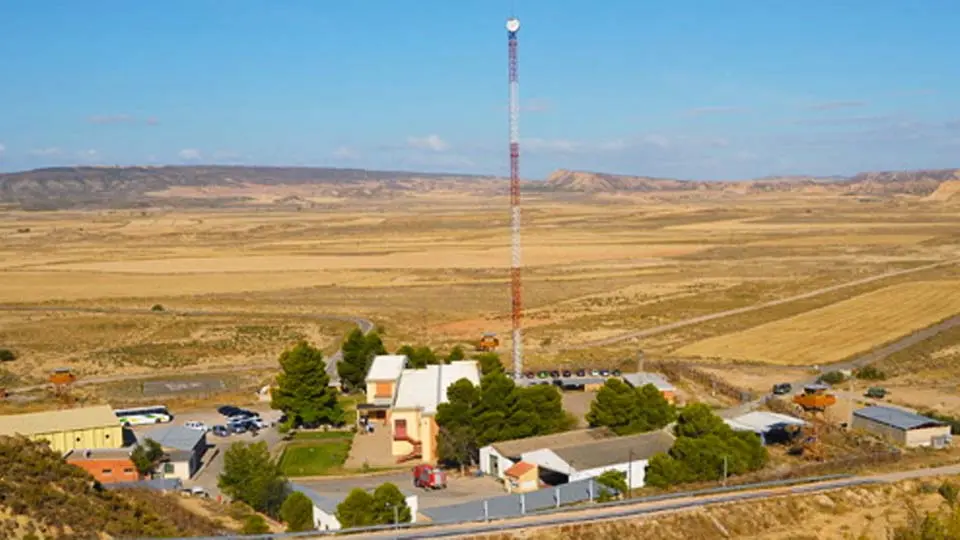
[506,17,523,379]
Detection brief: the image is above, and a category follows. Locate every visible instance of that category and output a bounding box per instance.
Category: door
[394,419,407,440]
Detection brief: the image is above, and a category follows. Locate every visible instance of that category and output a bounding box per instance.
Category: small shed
[139,425,207,480]
[622,372,676,404]
[852,406,952,448]
[724,411,807,445]
[503,461,539,494]
[291,483,419,531]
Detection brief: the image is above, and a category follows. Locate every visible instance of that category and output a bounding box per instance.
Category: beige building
[0,405,123,454]
[852,406,952,448]
[358,355,408,423]
[504,461,539,493]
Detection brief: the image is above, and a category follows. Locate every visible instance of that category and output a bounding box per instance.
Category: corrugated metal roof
[393,361,480,414]
[366,355,407,382]
[854,406,946,430]
[548,430,676,470]
[724,411,806,433]
[490,428,615,457]
[622,372,675,391]
[0,405,118,437]
[140,425,205,452]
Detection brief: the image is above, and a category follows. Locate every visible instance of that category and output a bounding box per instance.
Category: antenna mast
[506,16,523,379]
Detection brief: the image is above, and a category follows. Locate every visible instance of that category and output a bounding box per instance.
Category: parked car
[549,370,561,379]
[772,383,793,395]
[537,371,549,379]
[228,422,247,434]
[211,425,230,437]
[561,370,572,378]
[184,420,207,431]
[599,369,611,377]
[590,369,601,377]
[612,369,622,377]
[865,387,888,399]
[217,405,242,417]
[575,369,587,377]
[524,371,535,379]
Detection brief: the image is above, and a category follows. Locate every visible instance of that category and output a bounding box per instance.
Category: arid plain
[2,187,960,412]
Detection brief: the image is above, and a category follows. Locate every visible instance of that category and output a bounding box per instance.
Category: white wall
[160,459,193,481]
[570,459,649,489]
[479,445,515,479]
[312,507,341,531]
[405,494,419,523]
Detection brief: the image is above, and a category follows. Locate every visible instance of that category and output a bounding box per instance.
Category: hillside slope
[0,436,224,538]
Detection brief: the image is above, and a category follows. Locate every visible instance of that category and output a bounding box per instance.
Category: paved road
[566,259,958,351]
[297,471,507,510]
[2,305,374,392]
[346,463,960,539]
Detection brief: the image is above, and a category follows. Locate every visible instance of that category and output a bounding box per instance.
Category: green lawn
[279,432,353,476]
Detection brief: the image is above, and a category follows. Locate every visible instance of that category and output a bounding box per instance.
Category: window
[102,469,113,475]
[394,419,407,439]
[105,434,110,439]
[164,463,175,474]
[76,437,81,442]
[123,468,134,474]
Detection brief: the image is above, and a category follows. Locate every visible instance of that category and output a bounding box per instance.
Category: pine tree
[272,341,344,427]
[279,491,314,532]
[371,483,411,524]
[336,489,375,528]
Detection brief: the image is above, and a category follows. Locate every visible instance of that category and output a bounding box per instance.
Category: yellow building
[358,355,408,424]
[0,405,123,454]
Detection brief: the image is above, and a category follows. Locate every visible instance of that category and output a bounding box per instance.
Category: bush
[241,515,270,534]
[818,371,846,385]
[279,491,314,532]
[854,365,887,381]
[150,304,165,312]
[0,349,16,362]
[939,481,959,506]
[919,410,960,435]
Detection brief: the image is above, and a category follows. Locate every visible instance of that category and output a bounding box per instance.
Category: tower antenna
[506,16,523,379]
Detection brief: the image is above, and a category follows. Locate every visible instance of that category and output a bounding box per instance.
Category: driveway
[296,472,506,510]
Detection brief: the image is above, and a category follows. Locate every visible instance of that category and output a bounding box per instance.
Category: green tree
[218,442,288,517]
[130,438,164,477]
[396,344,442,368]
[586,380,676,435]
[272,341,344,427]
[371,483,412,524]
[940,481,959,506]
[337,329,387,391]
[241,515,270,534]
[673,403,728,438]
[475,353,504,376]
[436,379,481,469]
[447,345,466,362]
[595,470,628,502]
[279,491,314,532]
[335,489,375,528]
[0,348,16,362]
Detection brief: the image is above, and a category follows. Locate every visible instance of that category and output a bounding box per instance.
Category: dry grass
[673,281,960,365]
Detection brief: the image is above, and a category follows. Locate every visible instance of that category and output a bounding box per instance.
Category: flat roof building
[724,411,807,445]
[622,372,677,404]
[852,406,952,448]
[65,447,141,484]
[0,405,122,454]
[140,425,208,480]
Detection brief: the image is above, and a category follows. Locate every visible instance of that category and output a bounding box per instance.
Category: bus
[114,405,173,427]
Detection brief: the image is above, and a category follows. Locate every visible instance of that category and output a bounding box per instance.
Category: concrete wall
[68,458,140,484]
[906,426,952,448]
[313,508,341,531]
[160,459,193,481]
[420,415,438,463]
[852,416,951,448]
[30,425,123,454]
[479,446,515,479]
[570,460,649,490]
[507,467,539,493]
[405,494,419,523]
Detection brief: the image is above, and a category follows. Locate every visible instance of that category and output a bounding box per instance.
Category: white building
[291,483,418,531]
[724,411,807,445]
[480,428,675,490]
[139,425,207,480]
[480,428,614,480]
[852,406,952,448]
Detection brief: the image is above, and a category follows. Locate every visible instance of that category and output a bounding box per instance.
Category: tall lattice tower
[506,16,523,379]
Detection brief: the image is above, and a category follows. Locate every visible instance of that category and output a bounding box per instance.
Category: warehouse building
[139,425,208,480]
[0,405,122,454]
[480,428,674,490]
[724,411,807,445]
[622,372,677,404]
[852,406,952,448]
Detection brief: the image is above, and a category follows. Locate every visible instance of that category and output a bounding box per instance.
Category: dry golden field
[1,189,960,401]
[674,281,960,365]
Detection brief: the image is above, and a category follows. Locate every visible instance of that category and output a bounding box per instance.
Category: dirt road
[566,259,958,351]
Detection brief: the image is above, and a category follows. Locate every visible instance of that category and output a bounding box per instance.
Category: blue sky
[1,1,958,179]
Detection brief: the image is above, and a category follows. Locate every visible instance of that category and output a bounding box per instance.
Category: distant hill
[544,168,960,197]
[0,165,499,210]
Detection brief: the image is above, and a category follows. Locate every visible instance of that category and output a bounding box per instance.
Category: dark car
[228,422,247,434]
[612,369,622,377]
[562,370,572,378]
[549,370,561,379]
[772,383,792,395]
[211,425,230,437]
[599,369,611,377]
[575,369,587,377]
[218,405,242,417]
[524,371,535,379]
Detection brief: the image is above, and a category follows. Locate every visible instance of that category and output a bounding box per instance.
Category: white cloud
[178,148,201,161]
[406,134,449,152]
[332,146,360,160]
[30,147,61,156]
[0,143,5,154]
[76,149,98,159]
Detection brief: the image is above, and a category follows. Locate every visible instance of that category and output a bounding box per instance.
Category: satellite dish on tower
[506,18,521,32]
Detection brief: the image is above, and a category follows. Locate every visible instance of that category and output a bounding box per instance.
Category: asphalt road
[566,258,958,351]
[2,305,374,391]
[347,463,960,539]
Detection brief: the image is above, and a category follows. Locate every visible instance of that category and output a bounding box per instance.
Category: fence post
[483,500,489,522]
[588,479,594,502]
[520,493,526,515]
[555,487,560,508]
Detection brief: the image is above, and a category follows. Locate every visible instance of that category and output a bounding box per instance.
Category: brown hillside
[925,179,960,201]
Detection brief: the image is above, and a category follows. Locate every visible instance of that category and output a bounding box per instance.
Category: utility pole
[627,449,634,498]
[722,455,728,487]
[393,505,399,530]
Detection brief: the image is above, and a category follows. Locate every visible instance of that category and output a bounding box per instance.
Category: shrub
[150,304,165,312]
[939,481,959,506]
[854,365,887,381]
[241,515,270,534]
[0,349,16,362]
[818,371,846,385]
[279,492,314,532]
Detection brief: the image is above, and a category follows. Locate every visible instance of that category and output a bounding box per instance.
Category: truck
[413,464,447,490]
[865,387,887,399]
